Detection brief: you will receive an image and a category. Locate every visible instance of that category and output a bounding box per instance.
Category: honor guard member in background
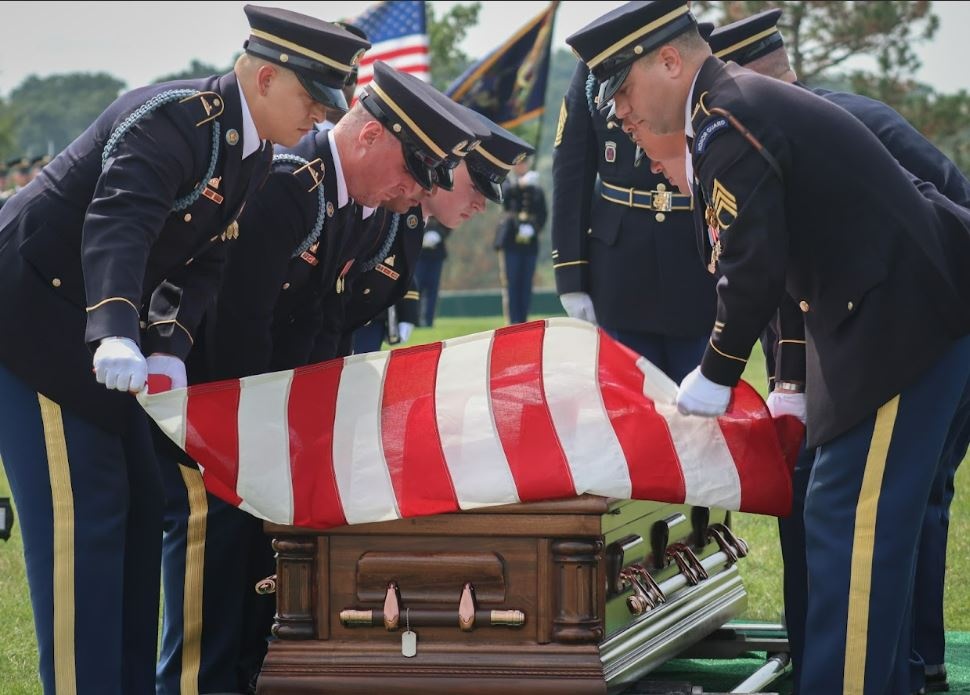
[569,1,970,692]
[0,156,31,201]
[551,52,715,382]
[495,157,547,324]
[708,9,970,693]
[415,216,451,327]
[0,2,358,691]
[349,113,533,354]
[156,60,477,695]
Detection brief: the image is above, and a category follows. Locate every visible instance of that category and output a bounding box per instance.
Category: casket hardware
[254,574,277,595]
[383,582,401,631]
[707,527,740,565]
[665,547,700,585]
[710,522,750,558]
[669,543,709,581]
[338,580,525,631]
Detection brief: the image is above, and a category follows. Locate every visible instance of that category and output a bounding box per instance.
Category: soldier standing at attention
[552,56,715,382]
[155,60,477,695]
[0,5,364,692]
[496,157,547,325]
[569,1,970,692]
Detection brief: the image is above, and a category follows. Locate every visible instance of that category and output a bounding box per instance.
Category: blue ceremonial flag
[353,1,430,88]
[445,1,560,130]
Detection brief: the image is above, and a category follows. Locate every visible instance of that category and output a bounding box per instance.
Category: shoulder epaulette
[178,91,225,127]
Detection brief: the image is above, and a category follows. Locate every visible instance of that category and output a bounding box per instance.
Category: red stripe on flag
[381,344,458,518]
[597,335,686,503]
[287,362,347,528]
[359,45,429,66]
[185,382,243,507]
[489,323,575,502]
[717,382,794,516]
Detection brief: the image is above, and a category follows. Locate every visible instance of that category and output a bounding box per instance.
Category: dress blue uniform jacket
[552,62,715,336]
[311,206,425,361]
[202,128,358,380]
[496,178,547,252]
[0,72,270,432]
[766,86,970,388]
[689,57,970,447]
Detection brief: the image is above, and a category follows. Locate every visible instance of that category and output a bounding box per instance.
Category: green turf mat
[652,632,970,693]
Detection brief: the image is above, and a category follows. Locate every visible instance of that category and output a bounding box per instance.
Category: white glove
[422,230,442,249]
[516,223,536,242]
[559,292,598,324]
[146,353,187,392]
[398,321,415,344]
[93,336,148,393]
[766,391,807,424]
[675,366,732,417]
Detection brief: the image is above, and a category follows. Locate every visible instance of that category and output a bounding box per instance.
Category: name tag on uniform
[376,263,400,281]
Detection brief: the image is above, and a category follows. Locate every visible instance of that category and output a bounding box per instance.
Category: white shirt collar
[327,129,375,218]
[328,130,349,209]
[685,68,702,139]
[236,80,261,160]
[684,68,703,194]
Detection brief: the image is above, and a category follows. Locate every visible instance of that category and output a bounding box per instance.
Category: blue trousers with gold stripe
[155,435,275,695]
[799,334,970,695]
[0,362,162,695]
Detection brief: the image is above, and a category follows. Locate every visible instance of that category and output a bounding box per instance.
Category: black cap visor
[598,64,632,111]
[297,74,348,112]
[433,164,455,191]
[467,164,504,203]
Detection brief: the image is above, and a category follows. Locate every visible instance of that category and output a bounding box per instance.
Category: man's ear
[658,45,684,77]
[359,119,384,148]
[256,64,277,96]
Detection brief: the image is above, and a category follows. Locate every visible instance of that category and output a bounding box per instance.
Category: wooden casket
[257,496,750,695]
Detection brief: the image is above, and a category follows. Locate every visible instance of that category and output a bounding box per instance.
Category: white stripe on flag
[436,332,519,509]
[542,322,632,498]
[359,35,429,65]
[655,403,742,510]
[139,388,188,449]
[236,371,296,524]
[332,352,400,524]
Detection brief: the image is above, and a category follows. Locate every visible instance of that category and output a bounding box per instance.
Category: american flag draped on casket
[139,318,800,529]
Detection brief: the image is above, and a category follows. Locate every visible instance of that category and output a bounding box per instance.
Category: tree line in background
[1,1,967,292]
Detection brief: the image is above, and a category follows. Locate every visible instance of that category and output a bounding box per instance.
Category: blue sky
[1,1,967,96]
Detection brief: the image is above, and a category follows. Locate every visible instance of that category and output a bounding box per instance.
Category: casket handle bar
[339,580,526,631]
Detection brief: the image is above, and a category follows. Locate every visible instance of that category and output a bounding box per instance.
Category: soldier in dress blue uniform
[154,60,479,695]
[707,10,970,693]
[349,114,534,354]
[496,158,547,325]
[569,2,970,693]
[551,53,715,382]
[0,4,361,692]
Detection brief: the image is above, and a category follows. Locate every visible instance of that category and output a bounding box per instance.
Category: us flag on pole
[353,0,430,88]
[140,319,800,530]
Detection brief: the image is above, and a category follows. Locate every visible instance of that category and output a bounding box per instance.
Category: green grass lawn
[2,314,968,689]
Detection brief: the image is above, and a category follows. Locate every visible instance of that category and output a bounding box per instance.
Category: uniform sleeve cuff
[553,261,588,295]
[701,340,748,386]
[84,298,141,348]
[142,321,194,360]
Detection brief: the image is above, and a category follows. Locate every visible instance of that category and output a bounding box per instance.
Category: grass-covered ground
[1,315,967,690]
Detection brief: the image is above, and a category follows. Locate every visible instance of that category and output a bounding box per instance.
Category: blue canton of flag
[446,1,559,129]
[353,1,430,88]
